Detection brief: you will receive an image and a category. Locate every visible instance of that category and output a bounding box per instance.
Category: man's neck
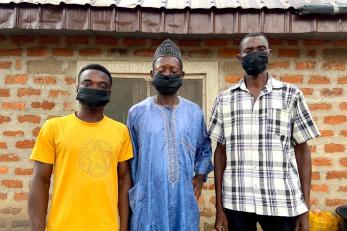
[245,72,268,91]
[76,104,104,123]
[155,93,179,108]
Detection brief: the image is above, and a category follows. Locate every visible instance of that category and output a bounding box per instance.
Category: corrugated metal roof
[0,0,345,9]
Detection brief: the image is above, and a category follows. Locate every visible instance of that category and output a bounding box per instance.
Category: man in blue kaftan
[127,39,213,231]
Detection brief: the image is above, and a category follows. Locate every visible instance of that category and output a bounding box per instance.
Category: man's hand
[215,209,228,231]
[192,174,204,200]
[295,211,309,231]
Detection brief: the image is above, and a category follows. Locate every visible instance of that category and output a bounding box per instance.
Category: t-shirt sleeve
[208,95,226,144]
[291,90,320,145]
[30,120,56,164]
[118,126,134,162]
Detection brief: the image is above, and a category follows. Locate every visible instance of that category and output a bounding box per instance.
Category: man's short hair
[77,64,112,86]
[240,32,269,50]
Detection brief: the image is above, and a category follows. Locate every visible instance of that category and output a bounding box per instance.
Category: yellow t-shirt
[30,113,133,231]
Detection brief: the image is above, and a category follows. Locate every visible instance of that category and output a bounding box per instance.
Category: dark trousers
[224,209,297,231]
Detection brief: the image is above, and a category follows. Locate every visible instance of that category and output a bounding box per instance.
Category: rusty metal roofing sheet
[0,0,345,9]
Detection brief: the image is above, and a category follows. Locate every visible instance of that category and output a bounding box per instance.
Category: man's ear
[237,54,242,63]
[76,85,79,93]
[181,71,185,79]
[150,70,154,79]
[268,49,272,58]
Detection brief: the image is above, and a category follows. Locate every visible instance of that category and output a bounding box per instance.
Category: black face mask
[241,51,269,76]
[76,87,110,108]
[152,73,182,95]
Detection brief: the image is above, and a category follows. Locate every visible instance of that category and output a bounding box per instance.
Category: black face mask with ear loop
[152,73,183,95]
[76,88,110,107]
[241,51,269,76]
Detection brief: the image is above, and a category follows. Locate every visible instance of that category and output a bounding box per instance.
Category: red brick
[31,101,55,110]
[319,130,334,137]
[311,184,329,192]
[95,36,118,46]
[326,171,347,180]
[48,115,60,120]
[0,48,22,56]
[12,35,34,43]
[0,116,10,124]
[79,48,102,56]
[27,47,48,56]
[309,103,331,111]
[52,48,74,56]
[14,192,28,201]
[310,197,319,206]
[325,143,345,153]
[340,102,347,110]
[3,131,24,137]
[0,142,7,149]
[341,130,347,137]
[39,36,60,44]
[0,89,10,97]
[0,61,12,69]
[338,76,347,84]
[280,75,303,84]
[312,157,332,166]
[218,49,239,58]
[321,88,343,96]
[2,102,25,110]
[48,90,70,97]
[64,76,75,85]
[17,88,41,97]
[15,59,22,69]
[33,76,57,85]
[188,49,211,58]
[18,115,41,124]
[333,40,347,46]
[307,50,317,57]
[301,88,313,96]
[325,199,347,207]
[308,75,330,84]
[123,38,146,46]
[0,167,9,174]
[322,61,345,71]
[0,35,6,41]
[15,140,35,149]
[269,61,289,69]
[324,115,347,124]
[32,127,41,137]
[63,101,74,110]
[287,40,299,46]
[66,36,89,45]
[5,74,28,84]
[134,49,155,57]
[312,171,320,180]
[278,49,300,57]
[0,154,19,162]
[204,39,228,46]
[1,180,22,188]
[310,145,316,153]
[225,75,241,84]
[303,40,327,46]
[0,193,7,200]
[338,186,347,192]
[269,39,283,45]
[340,158,347,167]
[177,40,200,47]
[296,60,315,70]
[15,168,33,175]
[150,39,163,46]
[200,208,213,218]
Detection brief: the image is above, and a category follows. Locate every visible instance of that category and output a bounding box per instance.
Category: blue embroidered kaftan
[127,96,213,231]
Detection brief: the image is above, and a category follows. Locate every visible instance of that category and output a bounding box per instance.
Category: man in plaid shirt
[208,33,320,231]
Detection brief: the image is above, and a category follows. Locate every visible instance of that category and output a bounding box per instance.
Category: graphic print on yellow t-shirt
[79,138,115,178]
[30,114,133,231]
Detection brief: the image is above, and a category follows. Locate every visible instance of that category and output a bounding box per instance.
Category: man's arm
[118,161,132,231]
[294,142,311,231]
[214,142,228,231]
[28,161,53,231]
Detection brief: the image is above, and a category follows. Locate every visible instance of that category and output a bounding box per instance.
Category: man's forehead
[154,56,181,67]
[80,69,109,81]
[241,36,268,49]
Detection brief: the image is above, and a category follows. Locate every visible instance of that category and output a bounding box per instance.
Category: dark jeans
[224,209,297,231]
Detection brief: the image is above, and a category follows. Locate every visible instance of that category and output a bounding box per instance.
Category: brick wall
[0,35,346,230]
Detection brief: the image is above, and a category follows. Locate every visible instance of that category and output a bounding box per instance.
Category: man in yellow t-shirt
[28,64,133,231]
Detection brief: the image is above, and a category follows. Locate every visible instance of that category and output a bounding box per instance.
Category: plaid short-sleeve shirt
[208,74,320,217]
